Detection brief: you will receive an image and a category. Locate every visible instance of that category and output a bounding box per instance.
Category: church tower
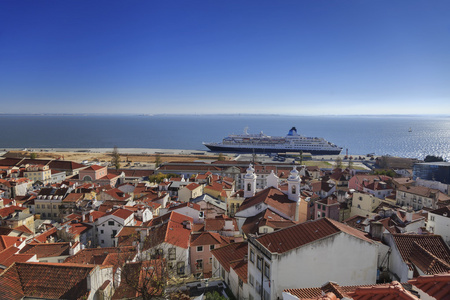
[287,166,301,202]
[243,164,257,198]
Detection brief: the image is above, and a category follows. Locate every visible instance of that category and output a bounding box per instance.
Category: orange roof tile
[211,241,247,273]
[256,218,373,254]
[0,262,97,300]
[408,273,450,300]
[19,242,71,259]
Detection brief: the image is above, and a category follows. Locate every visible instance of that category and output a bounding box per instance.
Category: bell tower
[243,164,257,198]
[287,166,301,202]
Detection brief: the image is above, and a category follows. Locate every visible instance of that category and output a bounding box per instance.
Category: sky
[0,0,449,115]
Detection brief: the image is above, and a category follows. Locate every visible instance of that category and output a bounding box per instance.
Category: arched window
[247,183,252,191]
[83,175,93,182]
[292,185,296,194]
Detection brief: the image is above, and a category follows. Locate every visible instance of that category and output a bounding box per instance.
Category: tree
[424,155,444,162]
[334,156,343,169]
[154,154,162,168]
[347,157,353,169]
[30,152,37,159]
[217,153,225,161]
[111,146,121,170]
[299,150,303,165]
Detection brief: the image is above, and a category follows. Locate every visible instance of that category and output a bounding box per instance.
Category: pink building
[314,196,340,221]
[79,165,107,181]
[189,232,230,278]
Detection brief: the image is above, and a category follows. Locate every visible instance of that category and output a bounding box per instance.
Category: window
[42,213,46,218]
[359,196,363,201]
[108,221,114,226]
[264,289,270,300]
[197,246,203,252]
[168,248,176,260]
[256,281,261,294]
[239,278,243,288]
[317,204,321,210]
[221,268,225,279]
[101,240,104,244]
[247,183,251,191]
[100,230,104,234]
[292,185,296,194]
[257,256,262,270]
[249,273,254,286]
[36,204,40,209]
[264,262,270,279]
[47,205,50,209]
[250,249,255,263]
[53,213,57,217]
[321,212,325,217]
[177,261,185,275]
[209,257,213,264]
[209,245,214,250]
[196,259,203,270]
[263,227,268,233]
[430,215,435,221]
[112,230,117,237]
[53,205,57,209]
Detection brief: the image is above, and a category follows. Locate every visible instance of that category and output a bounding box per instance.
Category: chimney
[405,209,413,223]
[369,221,383,240]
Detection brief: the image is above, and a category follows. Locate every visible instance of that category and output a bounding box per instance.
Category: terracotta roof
[347,281,418,300]
[284,281,417,300]
[391,234,450,274]
[185,182,201,191]
[99,174,119,180]
[19,242,71,258]
[204,215,238,232]
[241,208,295,236]
[0,262,97,300]
[110,208,134,220]
[64,246,136,265]
[408,273,450,300]
[0,206,26,218]
[32,227,57,243]
[237,187,297,219]
[13,225,33,235]
[63,193,84,202]
[0,236,26,251]
[143,212,193,249]
[429,205,450,218]
[255,218,373,254]
[190,232,230,247]
[84,165,105,171]
[168,202,201,212]
[211,241,248,272]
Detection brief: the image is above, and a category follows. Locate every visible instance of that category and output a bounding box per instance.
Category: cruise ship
[203,127,342,155]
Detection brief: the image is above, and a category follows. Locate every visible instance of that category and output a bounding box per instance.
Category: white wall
[249,232,379,299]
[427,212,450,245]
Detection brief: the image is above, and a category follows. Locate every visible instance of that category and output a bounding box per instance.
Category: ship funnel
[288,127,297,136]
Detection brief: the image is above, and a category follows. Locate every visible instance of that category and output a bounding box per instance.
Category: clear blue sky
[1,0,449,115]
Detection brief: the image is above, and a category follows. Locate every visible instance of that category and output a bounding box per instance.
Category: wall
[250,232,378,299]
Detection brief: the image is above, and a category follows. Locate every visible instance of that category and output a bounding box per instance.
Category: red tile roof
[143,212,193,249]
[32,227,57,243]
[241,208,295,236]
[84,165,105,171]
[0,206,26,218]
[408,273,450,300]
[64,246,136,265]
[237,187,297,219]
[211,241,248,273]
[186,182,201,191]
[0,236,26,251]
[256,218,373,254]
[19,242,71,259]
[168,202,201,212]
[190,232,231,247]
[347,281,418,300]
[0,262,97,300]
[391,234,450,274]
